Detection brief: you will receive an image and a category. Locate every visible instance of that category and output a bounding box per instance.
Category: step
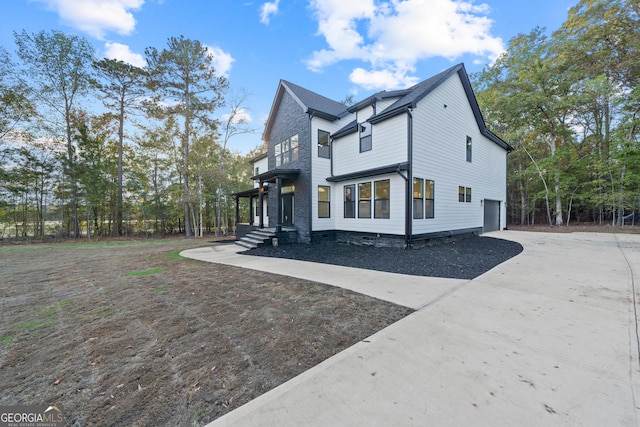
[251,230,276,238]
[234,240,256,250]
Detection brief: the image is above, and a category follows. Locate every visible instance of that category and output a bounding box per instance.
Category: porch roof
[232,187,261,198]
[251,168,300,183]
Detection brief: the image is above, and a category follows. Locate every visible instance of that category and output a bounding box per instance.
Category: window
[318,130,330,159]
[318,186,330,218]
[344,185,355,218]
[360,122,372,152]
[374,180,390,219]
[466,136,472,162]
[275,143,282,167]
[459,186,471,203]
[274,134,299,166]
[358,182,372,218]
[255,166,259,176]
[413,178,423,219]
[414,178,435,219]
[425,180,434,218]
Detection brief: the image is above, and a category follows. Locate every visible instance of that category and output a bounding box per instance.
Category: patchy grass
[127,267,165,276]
[0,238,412,426]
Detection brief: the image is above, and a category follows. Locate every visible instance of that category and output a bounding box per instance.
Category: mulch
[243,234,523,280]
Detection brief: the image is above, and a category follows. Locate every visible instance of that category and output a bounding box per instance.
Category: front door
[282,193,294,227]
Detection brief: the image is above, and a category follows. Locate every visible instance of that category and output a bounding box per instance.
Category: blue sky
[1,0,576,154]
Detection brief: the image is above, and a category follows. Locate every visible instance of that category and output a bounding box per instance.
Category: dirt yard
[0,238,412,426]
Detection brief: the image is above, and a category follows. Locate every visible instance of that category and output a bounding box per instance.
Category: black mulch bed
[243,235,523,280]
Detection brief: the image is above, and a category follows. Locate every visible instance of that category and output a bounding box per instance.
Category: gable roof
[263,65,511,151]
[262,79,348,141]
[368,63,511,151]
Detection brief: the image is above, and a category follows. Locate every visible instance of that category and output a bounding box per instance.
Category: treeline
[474,0,640,226]
[0,31,261,240]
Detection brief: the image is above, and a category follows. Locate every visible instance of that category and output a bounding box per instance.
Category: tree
[145,36,228,237]
[14,30,95,237]
[93,58,147,237]
[0,46,34,139]
[216,89,253,235]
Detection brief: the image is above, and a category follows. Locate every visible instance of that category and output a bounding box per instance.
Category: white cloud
[260,0,280,24]
[204,45,235,78]
[34,0,144,40]
[307,0,504,89]
[349,67,419,91]
[104,42,146,67]
[222,107,252,124]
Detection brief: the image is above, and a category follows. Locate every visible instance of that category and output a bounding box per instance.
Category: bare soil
[0,238,412,426]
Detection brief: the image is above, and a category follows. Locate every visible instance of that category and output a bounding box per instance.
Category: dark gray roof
[367,63,512,151]
[332,119,358,140]
[264,65,511,151]
[369,64,463,124]
[281,80,348,121]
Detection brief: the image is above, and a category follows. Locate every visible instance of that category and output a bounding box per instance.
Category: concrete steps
[235,229,277,250]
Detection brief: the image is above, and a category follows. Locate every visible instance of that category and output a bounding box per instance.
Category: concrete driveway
[183,231,640,427]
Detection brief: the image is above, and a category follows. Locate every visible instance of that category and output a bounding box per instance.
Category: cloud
[349,67,419,91]
[33,0,144,40]
[222,107,252,124]
[307,0,504,89]
[104,42,146,67]
[204,45,235,78]
[260,0,280,24]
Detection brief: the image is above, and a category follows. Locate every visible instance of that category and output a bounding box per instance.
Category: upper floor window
[360,122,372,152]
[275,134,298,167]
[466,136,472,162]
[255,166,259,176]
[318,130,330,159]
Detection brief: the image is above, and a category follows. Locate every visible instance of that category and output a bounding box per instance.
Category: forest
[473,0,640,227]
[0,32,261,239]
[1,0,639,241]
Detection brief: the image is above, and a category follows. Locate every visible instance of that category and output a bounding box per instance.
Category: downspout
[405,107,414,249]
[308,111,314,243]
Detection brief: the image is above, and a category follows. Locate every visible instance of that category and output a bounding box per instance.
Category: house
[233,63,512,248]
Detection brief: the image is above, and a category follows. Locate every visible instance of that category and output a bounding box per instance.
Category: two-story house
[233,63,512,248]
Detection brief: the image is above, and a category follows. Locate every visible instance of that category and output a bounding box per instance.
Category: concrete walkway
[182,231,640,427]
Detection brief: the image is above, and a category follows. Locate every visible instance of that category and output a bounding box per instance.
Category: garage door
[483,200,500,232]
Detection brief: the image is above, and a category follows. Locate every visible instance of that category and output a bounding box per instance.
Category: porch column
[234,196,240,226]
[259,182,265,228]
[249,196,254,226]
[276,177,282,232]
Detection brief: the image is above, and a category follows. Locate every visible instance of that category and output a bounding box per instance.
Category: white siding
[333,113,408,176]
[375,97,401,113]
[252,157,268,188]
[331,174,406,235]
[411,73,508,235]
[250,156,269,226]
[311,116,348,231]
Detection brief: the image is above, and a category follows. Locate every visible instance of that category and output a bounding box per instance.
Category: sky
[1,0,577,154]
